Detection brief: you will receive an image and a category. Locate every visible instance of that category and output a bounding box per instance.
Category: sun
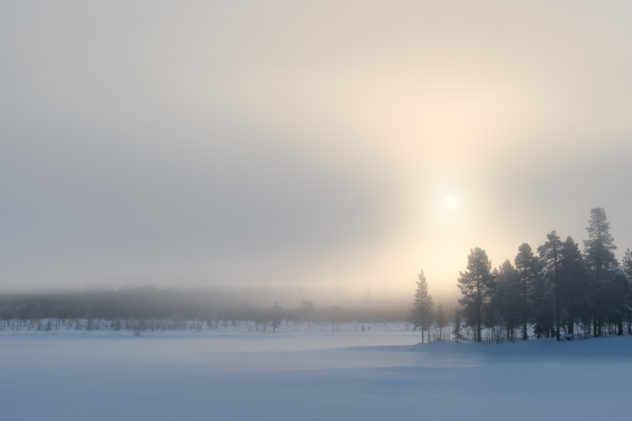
[443,194,458,210]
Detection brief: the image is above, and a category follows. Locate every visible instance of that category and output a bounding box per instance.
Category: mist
[2,1,632,300]
[4,3,632,421]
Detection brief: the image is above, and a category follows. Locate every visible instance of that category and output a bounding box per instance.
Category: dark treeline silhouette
[456,207,632,343]
[0,287,408,334]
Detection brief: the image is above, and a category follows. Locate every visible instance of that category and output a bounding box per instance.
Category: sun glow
[443,194,458,210]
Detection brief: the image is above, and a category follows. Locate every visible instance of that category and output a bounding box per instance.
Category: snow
[1,324,631,420]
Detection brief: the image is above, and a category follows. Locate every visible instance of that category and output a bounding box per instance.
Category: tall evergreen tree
[622,248,632,281]
[491,260,521,341]
[606,269,630,335]
[515,244,537,340]
[436,303,446,341]
[538,232,563,340]
[621,249,632,334]
[559,236,586,336]
[584,208,618,275]
[270,302,282,332]
[452,309,464,343]
[584,207,618,336]
[412,270,433,344]
[458,248,493,342]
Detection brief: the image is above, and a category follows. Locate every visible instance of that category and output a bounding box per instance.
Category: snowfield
[1,324,631,420]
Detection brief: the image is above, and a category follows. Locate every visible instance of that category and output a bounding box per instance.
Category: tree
[538,232,563,340]
[492,260,521,341]
[605,269,631,335]
[623,249,632,334]
[584,207,618,336]
[458,248,494,342]
[297,300,316,328]
[270,302,282,332]
[622,248,632,281]
[558,236,586,336]
[412,270,433,344]
[584,208,618,276]
[515,244,537,340]
[452,309,464,343]
[327,305,343,331]
[436,303,446,341]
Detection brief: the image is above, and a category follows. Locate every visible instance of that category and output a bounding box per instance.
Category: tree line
[0,287,408,334]
[413,207,632,343]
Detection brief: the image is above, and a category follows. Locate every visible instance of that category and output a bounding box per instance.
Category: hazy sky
[2,1,632,296]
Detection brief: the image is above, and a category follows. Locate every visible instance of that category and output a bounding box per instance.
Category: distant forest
[413,207,632,343]
[0,287,407,335]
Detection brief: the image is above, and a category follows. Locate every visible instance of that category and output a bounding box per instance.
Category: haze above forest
[2,1,632,298]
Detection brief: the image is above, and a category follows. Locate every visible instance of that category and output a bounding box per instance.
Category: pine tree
[584,208,618,276]
[492,260,521,341]
[298,300,316,328]
[412,270,433,344]
[622,248,632,280]
[559,236,586,336]
[584,207,618,336]
[515,243,537,340]
[270,302,282,332]
[458,248,494,342]
[452,309,464,343]
[436,303,445,341]
[607,269,630,335]
[621,249,632,334]
[538,232,563,340]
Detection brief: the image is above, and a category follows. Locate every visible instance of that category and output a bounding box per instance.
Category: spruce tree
[622,249,632,334]
[515,243,537,340]
[436,303,445,341]
[584,207,618,336]
[607,269,630,335]
[458,248,493,342]
[492,260,521,341]
[559,236,586,336]
[412,270,433,344]
[584,208,618,275]
[270,302,282,332]
[538,232,563,340]
[622,248,632,281]
[452,309,464,343]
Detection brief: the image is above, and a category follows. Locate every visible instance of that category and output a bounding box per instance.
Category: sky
[1,1,632,298]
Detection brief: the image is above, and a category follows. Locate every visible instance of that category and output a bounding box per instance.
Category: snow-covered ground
[1,323,631,420]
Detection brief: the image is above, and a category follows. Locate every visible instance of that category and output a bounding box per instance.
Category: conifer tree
[412,271,433,344]
[270,302,282,332]
[452,309,464,343]
[538,232,563,340]
[515,243,537,340]
[584,207,618,336]
[622,249,632,334]
[492,260,521,341]
[436,303,445,340]
[458,248,493,342]
[622,248,632,281]
[584,208,618,275]
[559,236,585,336]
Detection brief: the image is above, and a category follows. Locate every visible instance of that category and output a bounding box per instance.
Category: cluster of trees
[456,208,632,342]
[0,288,408,334]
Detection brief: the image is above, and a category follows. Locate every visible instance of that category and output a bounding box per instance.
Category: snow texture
[1,324,631,420]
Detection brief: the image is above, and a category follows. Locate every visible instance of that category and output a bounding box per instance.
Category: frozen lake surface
[2,324,631,420]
